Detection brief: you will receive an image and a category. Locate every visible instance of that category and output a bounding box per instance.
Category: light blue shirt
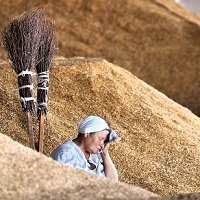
[51,140,105,177]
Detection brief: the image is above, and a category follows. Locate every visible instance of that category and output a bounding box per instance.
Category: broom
[36,15,55,153]
[2,9,44,149]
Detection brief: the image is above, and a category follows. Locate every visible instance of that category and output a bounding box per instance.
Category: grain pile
[1,0,200,115]
[0,57,199,197]
[0,132,159,200]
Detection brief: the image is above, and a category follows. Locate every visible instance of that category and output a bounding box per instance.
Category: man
[51,115,120,182]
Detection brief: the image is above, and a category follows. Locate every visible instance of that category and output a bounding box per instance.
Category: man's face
[85,130,109,154]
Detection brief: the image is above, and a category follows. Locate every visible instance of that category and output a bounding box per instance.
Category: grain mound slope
[0,132,159,200]
[0,57,199,196]
[1,0,200,114]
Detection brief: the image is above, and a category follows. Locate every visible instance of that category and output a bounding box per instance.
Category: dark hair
[77,133,82,138]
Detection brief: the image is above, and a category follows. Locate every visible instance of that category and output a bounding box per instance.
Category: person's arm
[51,145,75,167]
[101,143,118,182]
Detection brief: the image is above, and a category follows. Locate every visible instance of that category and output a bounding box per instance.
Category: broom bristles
[36,15,56,117]
[2,9,45,72]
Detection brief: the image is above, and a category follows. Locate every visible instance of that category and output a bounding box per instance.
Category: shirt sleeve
[51,145,77,167]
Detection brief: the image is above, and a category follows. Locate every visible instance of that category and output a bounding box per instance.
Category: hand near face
[101,136,121,154]
[102,142,110,154]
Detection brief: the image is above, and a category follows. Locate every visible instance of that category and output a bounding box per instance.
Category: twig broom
[36,15,55,153]
[2,9,44,149]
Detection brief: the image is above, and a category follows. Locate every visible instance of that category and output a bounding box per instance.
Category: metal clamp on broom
[2,9,44,150]
[36,15,55,153]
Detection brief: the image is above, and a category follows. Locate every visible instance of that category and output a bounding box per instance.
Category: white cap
[78,116,109,134]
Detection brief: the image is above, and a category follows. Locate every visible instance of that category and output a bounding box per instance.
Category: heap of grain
[1,0,200,115]
[0,57,199,196]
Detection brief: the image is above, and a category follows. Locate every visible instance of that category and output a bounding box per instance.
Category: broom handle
[26,111,35,149]
[39,110,45,153]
